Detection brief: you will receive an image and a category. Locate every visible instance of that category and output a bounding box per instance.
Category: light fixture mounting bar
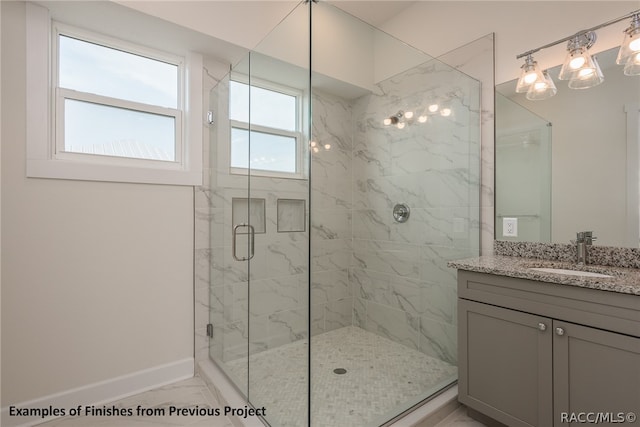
[516,9,640,59]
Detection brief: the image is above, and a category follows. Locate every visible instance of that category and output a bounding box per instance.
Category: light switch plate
[503,217,518,237]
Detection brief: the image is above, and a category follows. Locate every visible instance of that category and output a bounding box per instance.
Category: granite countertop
[448,255,640,295]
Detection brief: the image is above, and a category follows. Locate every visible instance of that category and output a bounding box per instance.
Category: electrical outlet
[503,218,518,237]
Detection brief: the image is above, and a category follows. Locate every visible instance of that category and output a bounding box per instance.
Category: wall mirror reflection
[496,46,640,248]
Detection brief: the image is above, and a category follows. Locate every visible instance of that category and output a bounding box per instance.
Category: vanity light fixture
[516,54,545,93]
[383,102,454,129]
[617,13,640,72]
[526,70,557,100]
[515,9,639,99]
[558,32,597,81]
[568,55,604,89]
[383,111,404,126]
[624,51,640,75]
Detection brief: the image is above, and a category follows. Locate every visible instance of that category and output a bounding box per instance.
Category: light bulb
[440,108,452,117]
[559,33,597,80]
[428,104,439,113]
[523,71,539,84]
[312,147,319,153]
[569,56,586,70]
[568,55,603,89]
[310,141,317,147]
[577,68,594,78]
[618,14,640,64]
[404,111,414,119]
[526,70,557,101]
[383,118,392,126]
[418,115,427,123]
[397,122,406,129]
[533,81,547,91]
[516,54,544,92]
[324,144,331,150]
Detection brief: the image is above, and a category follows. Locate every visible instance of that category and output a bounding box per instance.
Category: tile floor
[36,326,473,427]
[35,375,487,427]
[37,376,234,427]
[224,326,458,427]
[434,407,488,427]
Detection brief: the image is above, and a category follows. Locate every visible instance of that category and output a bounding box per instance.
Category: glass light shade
[617,15,640,64]
[559,46,595,80]
[516,57,544,93]
[526,70,557,100]
[624,52,640,76]
[568,55,604,89]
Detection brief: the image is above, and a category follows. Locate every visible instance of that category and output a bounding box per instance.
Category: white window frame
[229,75,304,180]
[26,3,202,186]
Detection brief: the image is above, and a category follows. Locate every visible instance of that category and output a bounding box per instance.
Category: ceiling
[329,1,417,26]
[116,0,418,51]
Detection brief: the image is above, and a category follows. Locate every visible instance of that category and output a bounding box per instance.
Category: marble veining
[448,255,640,295]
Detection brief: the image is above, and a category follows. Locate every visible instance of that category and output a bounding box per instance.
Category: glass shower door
[208,2,482,425]
[207,54,252,399]
[245,3,311,426]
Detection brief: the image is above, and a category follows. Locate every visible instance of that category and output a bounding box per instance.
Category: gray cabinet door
[459,299,553,427]
[553,321,640,427]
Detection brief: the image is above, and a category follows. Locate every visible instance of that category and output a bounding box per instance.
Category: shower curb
[197,360,264,427]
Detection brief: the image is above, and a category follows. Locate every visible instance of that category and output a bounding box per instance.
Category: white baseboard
[1,357,194,427]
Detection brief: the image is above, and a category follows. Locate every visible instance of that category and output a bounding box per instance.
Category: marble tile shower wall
[196,83,356,364]
[350,59,482,364]
[196,62,480,367]
[310,90,355,336]
[196,77,310,365]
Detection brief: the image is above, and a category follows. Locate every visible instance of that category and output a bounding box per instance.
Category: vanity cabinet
[457,270,640,427]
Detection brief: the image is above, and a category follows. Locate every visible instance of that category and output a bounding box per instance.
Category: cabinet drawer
[458,271,640,337]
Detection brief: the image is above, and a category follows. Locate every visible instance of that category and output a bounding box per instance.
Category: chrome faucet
[574,231,596,265]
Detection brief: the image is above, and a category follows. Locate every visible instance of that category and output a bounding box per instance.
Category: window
[229,79,302,178]
[55,33,181,163]
[26,3,202,185]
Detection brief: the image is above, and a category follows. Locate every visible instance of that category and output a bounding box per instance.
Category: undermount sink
[528,267,613,278]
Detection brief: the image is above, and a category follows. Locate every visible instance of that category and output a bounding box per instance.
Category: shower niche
[200,2,481,426]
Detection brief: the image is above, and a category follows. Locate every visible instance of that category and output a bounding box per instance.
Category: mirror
[496,46,640,248]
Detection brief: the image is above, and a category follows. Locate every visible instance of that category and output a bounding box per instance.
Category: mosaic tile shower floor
[225,326,458,427]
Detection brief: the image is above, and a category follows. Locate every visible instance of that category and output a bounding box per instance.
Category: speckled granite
[494,241,640,269]
[448,255,640,295]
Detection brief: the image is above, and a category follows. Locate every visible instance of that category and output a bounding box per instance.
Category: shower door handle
[232,223,255,261]
[247,224,255,260]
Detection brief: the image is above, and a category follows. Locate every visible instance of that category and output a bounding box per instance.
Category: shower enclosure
[204,2,481,426]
